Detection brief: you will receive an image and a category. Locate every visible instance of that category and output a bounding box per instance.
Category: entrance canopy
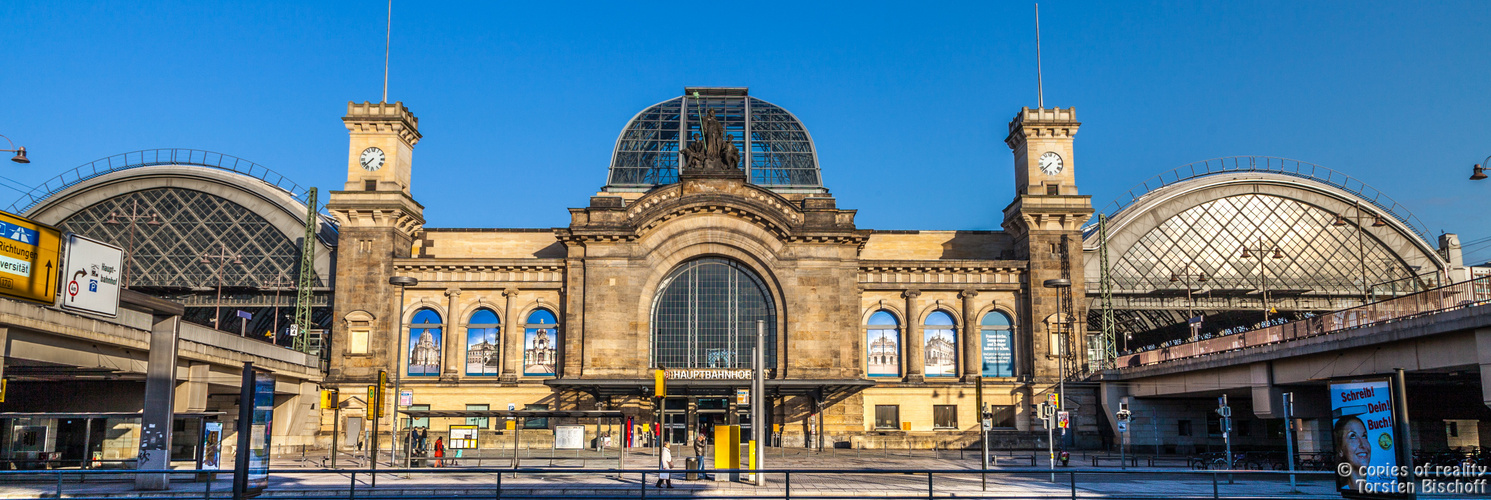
[546,378,875,400]
[397,409,624,420]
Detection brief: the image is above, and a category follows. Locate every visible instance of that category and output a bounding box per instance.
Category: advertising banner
[248,371,275,492]
[201,422,223,470]
[0,211,62,305]
[981,328,1013,377]
[1329,378,1402,496]
[61,234,122,317]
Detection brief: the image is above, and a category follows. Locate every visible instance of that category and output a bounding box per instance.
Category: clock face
[359,147,386,171]
[1038,152,1064,175]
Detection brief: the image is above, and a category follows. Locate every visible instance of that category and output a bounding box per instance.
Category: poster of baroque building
[924,329,956,377]
[867,329,899,376]
[408,326,441,376]
[466,327,500,375]
[524,328,556,376]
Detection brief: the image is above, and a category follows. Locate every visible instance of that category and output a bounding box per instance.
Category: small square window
[988,405,1017,428]
[933,405,958,429]
[1046,184,1059,195]
[1177,420,1193,437]
[466,404,489,429]
[1448,421,1460,438]
[524,404,549,429]
[347,329,369,354]
[365,180,377,191]
[875,405,900,429]
[407,404,430,428]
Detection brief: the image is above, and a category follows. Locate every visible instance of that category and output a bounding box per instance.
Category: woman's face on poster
[1340,418,1370,469]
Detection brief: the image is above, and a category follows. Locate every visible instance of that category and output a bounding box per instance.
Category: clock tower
[326,101,425,385]
[1001,107,1092,386]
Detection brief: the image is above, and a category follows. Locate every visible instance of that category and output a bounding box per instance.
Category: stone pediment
[561,177,863,244]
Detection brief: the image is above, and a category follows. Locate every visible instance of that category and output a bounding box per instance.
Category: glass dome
[606,87,824,192]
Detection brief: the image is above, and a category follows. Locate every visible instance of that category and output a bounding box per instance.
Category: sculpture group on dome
[681,109,741,173]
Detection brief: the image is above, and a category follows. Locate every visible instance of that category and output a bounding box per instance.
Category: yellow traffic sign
[0,211,61,305]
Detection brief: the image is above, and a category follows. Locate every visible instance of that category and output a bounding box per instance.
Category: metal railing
[1082,156,1431,240]
[1118,275,1491,368]
[0,466,1340,500]
[6,148,316,215]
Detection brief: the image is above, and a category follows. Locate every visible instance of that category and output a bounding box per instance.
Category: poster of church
[408,326,442,376]
[524,328,557,376]
[867,328,900,377]
[923,329,957,377]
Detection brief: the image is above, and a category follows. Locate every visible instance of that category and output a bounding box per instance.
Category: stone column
[903,290,923,382]
[443,288,463,378]
[960,290,980,381]
[501,288,520,381]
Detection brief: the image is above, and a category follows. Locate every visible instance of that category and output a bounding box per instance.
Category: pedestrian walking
[693,433,710,480]
[433,437,445,468]
[655,442,674,488]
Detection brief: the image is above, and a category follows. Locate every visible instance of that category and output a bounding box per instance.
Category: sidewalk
[0,449,1400,499]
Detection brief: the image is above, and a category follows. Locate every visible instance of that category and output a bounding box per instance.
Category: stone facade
[321,97,1100,451]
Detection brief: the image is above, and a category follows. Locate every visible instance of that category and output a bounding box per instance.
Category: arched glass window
[652,258,777,369]
[866,311,900,377]
[465,309,501,376]
[407,308,442,376]
[523,309,559,376]
[923,310,957,377]
[980,311,1015,377]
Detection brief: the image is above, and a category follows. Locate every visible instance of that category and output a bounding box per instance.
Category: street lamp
[200,245,242,331]
[105,200,160,289]
[1333,201,1387,305]
[0,134,29,164]
[1238,241,1284,324]
[1169,266,1208,341]
[1470,156,1490,180]
[387,275,418,470]
[1042,277,1071,445]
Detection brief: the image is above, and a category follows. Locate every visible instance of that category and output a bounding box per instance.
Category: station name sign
[665,368,754,380]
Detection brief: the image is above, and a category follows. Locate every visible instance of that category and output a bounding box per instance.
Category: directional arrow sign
[0,211,62,305]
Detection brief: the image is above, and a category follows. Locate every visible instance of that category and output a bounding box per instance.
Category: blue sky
[3,1,1490,261]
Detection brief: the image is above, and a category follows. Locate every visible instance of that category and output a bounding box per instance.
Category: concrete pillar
[501,288,520,381]
[174,364,210,413]
[443,288,463,378]
[136,313,181,490]
[1477,328,1491,410]
[1249,362,1283,418]
[903,290,923,382]
[960,290,980,381]
[0,328,9,381]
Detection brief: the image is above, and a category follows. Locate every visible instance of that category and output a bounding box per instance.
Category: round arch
[649,257,778,370]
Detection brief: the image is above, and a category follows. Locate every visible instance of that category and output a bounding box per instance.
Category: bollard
[56,471,63,498]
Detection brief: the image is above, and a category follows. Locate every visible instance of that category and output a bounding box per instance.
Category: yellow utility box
[713,425,739,481]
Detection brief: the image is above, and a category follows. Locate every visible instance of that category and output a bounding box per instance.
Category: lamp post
[1333,201,1387,306]
[1042,277,1071,450]
[104,200,159,289]
[0,134,30,164]
[1169,266,1208,341]
[200,245,242,331]
[1470,156,1490,181]
[388,275,419,470]
[265,273,291,344]
[1237,241,1284,325]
